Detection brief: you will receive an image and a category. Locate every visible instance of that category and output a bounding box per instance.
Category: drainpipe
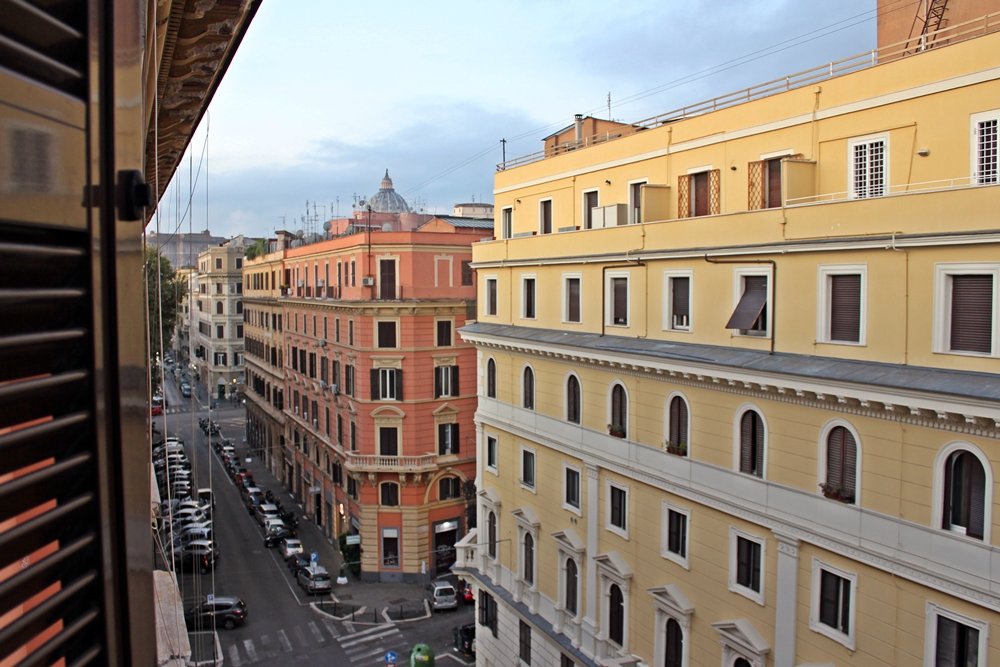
[703,255,777,355]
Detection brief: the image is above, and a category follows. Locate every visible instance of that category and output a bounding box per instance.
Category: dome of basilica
[367,169,410,214]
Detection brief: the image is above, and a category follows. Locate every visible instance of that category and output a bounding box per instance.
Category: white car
[279,538,303,560]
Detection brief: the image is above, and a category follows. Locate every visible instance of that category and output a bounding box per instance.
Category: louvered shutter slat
[830,274,861,343]
[968,457,986,540]
[827,427,845,490]
[950,275,993,353]
[740,413,753,473]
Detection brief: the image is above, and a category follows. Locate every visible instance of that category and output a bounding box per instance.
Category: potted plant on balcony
[819,483,855,503]
[665,440,687,456]
[607,423,626,438]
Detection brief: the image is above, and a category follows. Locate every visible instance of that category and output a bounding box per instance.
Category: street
[155,373,475,666]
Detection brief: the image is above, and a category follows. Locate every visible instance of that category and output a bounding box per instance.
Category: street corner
[381,598,430,624]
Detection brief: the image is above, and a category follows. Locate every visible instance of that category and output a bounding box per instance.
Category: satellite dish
[323,221,332,232]
[295,229,304,238]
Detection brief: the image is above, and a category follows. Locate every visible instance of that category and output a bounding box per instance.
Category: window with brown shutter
[611,277,628,325]
[523,278,536,318]
[765,158,782,208]
[670,276,690,329]
[486,358,496,398]
[829,274,861,343]
[523,367,534,409]
[611,384,628,437]
[668,396,688,453]
[566,277,581,322]
[949,274,993,353]
[943,450,986,540]
[824,426,857,503]
[379,259,396,299]
[540,199,552,234]
[567,375,581,423]
[727,275,768,335]
[739,411,765,477]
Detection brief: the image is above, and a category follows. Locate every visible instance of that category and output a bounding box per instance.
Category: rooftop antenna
[607,91,611,120]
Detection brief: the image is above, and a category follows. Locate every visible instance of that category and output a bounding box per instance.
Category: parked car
[263,525,293,547]
[296,564,332,595]
[184,596,246,630]
[426,579,458,611]
[452,623,475,656]
[287,553,310,575]
[255,503,280,526]
[180,383,192,398]
[180,540,220,574]
[171,527,213,550]
[150,404,163,416]
[279,538,304,560]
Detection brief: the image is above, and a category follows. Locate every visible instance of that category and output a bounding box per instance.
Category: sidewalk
[227,426,429,623]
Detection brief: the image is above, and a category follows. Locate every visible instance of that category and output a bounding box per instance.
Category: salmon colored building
[265,217,491,582]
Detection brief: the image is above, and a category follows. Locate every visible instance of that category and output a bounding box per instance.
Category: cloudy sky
[147,0,891,241]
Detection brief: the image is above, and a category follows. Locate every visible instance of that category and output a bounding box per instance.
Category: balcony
[344,452,438,473]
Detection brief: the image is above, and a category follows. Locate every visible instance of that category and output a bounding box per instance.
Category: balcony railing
[498,12,1000,171]
[344,452,438,473]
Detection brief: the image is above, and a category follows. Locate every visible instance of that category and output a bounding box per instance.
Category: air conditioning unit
[319,339,326,347]
[313,419,318,429]
[317,279,326,287]
[331,384,339,395]
[320,381,328,390]
[591,203,628,229]
[361,276,375,286]
[297,280,305,287]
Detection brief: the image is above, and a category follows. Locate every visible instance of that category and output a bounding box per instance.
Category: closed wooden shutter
[669,397,688,447]
[967,453,986,540]
[567,278,580,322]
[379,259,396,299]
[394,369,403,401]
[677,175,690,219]
[747,160,765,210]
[612,278,628,325]
[567,376,580,423]
[830,274,861,342]
[665,618,684,667]
[370,368,379,399]
[451,366,460,396]
[523,368,533,409]
[692,172,709,216]
[487,359,496,397]
[766,158,782,208]
[740,412,754,473]
[671,277,690,328]
[434,366,443,397]
[950,275,993,353]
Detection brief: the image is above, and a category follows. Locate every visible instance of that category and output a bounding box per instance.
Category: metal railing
[498,12,1000,171]
[344,452,438,472]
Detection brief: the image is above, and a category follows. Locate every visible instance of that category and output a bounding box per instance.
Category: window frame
[485,435,498,474]
[562,556,580,617]
[970,109,999,185]
[818,420,861,505]
[663,270,692,332]
[628,178,647,225]
[563,273,582,324]
[809,558,856,649]
[735,406,767,479]
[501,206,513,239]
[437,422,460,456]
[933,442,992,541]
[817,265,867,345]
[665,393,690,456]
[728,268,772,337]
[565,373,581,424]
[520,446,536,491]
[848,132,889,199]
[605,271,630,327]
[518,620,532,665]
[539,197,553,235]
[606,480,629,539]
[381,527,400,568]
[563,464,581,514]
[374,367,402,401]
[661,501,690,569]
[608,382,628,439]
[728,528,765,605]
[923,601,989,667]
[375,319,398,349]
[485,357,497,398]
[484,275,498,316]
[435,319,453,347]
[933,263,998,357]
[582,188,599,230]
[521,274,537,320]
[380,481,400,507]
[522,365,535,410]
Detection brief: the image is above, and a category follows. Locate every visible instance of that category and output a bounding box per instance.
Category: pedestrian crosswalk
[221,618,405,666]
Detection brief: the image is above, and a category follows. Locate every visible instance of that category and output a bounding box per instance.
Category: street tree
[144,246,185,368]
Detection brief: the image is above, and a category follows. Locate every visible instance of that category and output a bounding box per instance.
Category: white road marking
[227,644,242,666]
[277,628,293,652]
[308,620,325,643]
[243,638,257,662]
[338,625,399,649]
[321,616,341,639]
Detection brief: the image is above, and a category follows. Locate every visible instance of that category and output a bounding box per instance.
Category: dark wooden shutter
[968,454,986,540]
[950,275,992,353]
[669,397,688,447]
[451,424,460,455]
[379,259,396,299]
[827,427,845,490]
[438,424,447,454]
[395,369,403,401]
[665,618,684,667]
[766,158,782,208]
[726,276,768,331]
[613,278,627,324]
[830,274,861,342]
[567,376,580,423]
[671,277,689,328]
[609,585,624,645]
[567,278,580,322]
[451,365,460,396]
[487,359,496,397]
[740,412,754,473]
[819,570,840,627]
[434,367,442,398]
[692,171,709,216]
[371,368,379,399]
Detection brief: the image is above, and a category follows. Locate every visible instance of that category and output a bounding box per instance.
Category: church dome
[367,169,410,214]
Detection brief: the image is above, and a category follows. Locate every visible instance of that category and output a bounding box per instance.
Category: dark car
[185,596,247,630]
[263,525,293,548]
[287,553,310,575]
[180,383,192,397]
[452,623,475,656]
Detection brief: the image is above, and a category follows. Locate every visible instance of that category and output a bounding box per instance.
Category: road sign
[206,593,214,603]
[310,552,318,563]
[345,534,360,545]
[384,650,397,665]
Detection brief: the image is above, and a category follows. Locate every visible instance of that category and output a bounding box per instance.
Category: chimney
[574,114,584,143]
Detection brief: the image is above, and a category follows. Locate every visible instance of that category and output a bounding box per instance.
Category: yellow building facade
[457,17,1000,667]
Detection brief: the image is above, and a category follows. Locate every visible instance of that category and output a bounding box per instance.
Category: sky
[147,0,889,241]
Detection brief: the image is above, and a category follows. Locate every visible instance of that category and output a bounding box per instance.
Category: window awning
[726,279,767,330]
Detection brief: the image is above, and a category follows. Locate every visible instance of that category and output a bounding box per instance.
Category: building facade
[458,14,1000,667]
[191,239,246,402]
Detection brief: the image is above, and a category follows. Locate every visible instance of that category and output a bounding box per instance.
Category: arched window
[567,375,581,424]
[667,396,688,455]
[216,301,223,314]
[380,482,399,506]
[564,558,578,615]
[610,384,627,438]
[522,533,534,585]
[488,511,497,558]
[486,358,496,398]
[739,410,765,477]
[664,618,683,667]
[824,425,857,503]
[523,367,534,410]
[236,301,243,314]
[734,659,752,667]
[943,450,986,539]
[608,583,625,646]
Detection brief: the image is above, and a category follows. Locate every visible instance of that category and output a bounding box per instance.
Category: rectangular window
[478,591,498,637]
[629,180,646,224]
[564,466,580,509]
[523,277,536,319]
[380,484,399,507]
[726,272,769,336]
[583,190,599,229]
[436,320,452,346]
[486,278,498,316]
[501,207,513,239]
[664,272,691,331]
[381,528,399,567]
[811,561,855,648]
[662,504,689,567]
[519,620,531,665]
[434,365,459,398]
[928,604,986,667]
[972,110,998,185]
[690,171,709,217]
[344,364,355,396]
[379,427,398,456]
[936,265,997,356]
[215,257,222,270]
[539,199,552,234]
[350,421,356,451]
[521,448,535,488]
[565,276,581,323]
[730,529,765,603]
[609,483,627,534]
[379,258,396,299]
[438,423,460,455]
[377,321,397,348]
[348,320,354,346]
[461,260,473,286]
[849,134,887,199]
[372,367,402,400]
[820,267,865,344]
[608,274,629,326]
[486,436,498,471]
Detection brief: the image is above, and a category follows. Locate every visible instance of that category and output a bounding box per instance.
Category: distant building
[452,202,494,219]
[146,229,227,269]
[190,238,246,401]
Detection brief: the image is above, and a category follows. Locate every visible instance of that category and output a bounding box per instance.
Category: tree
[244,237,267,260]
[144,247,185,368]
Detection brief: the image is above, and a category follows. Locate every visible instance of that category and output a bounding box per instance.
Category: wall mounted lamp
[605,179,611,185]
[917,148,930,157]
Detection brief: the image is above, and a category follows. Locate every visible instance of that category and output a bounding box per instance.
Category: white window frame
[651,586,694,667]
[931,441,993,540]
[627,178,647,225]
[816,264,867,345]
[661,501,690,569]
[377,367,399,400]
[605,480,629,539]
[520,446,536,492]
[817,419,862,505]
[732,403,768,478]
[562,272,582,324]
[433,255,454,288]
[933,263,999,357]
[605,270,630,327]
[924,601,989,667]
[485,434,498,475]
[501,206,513,239]
[970,109,999,185]
[563,463,582,515]
[847,132,889,199]
[732,267,772,338]
[484,275,498,317]
[664,392,691,456]
[582,188,600,230]
[565,371,582,424]
[521,273,537,320]
[538,197,553,235]
[728,527,765,605]
[663,270,693,332]
[809,558,857,649]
